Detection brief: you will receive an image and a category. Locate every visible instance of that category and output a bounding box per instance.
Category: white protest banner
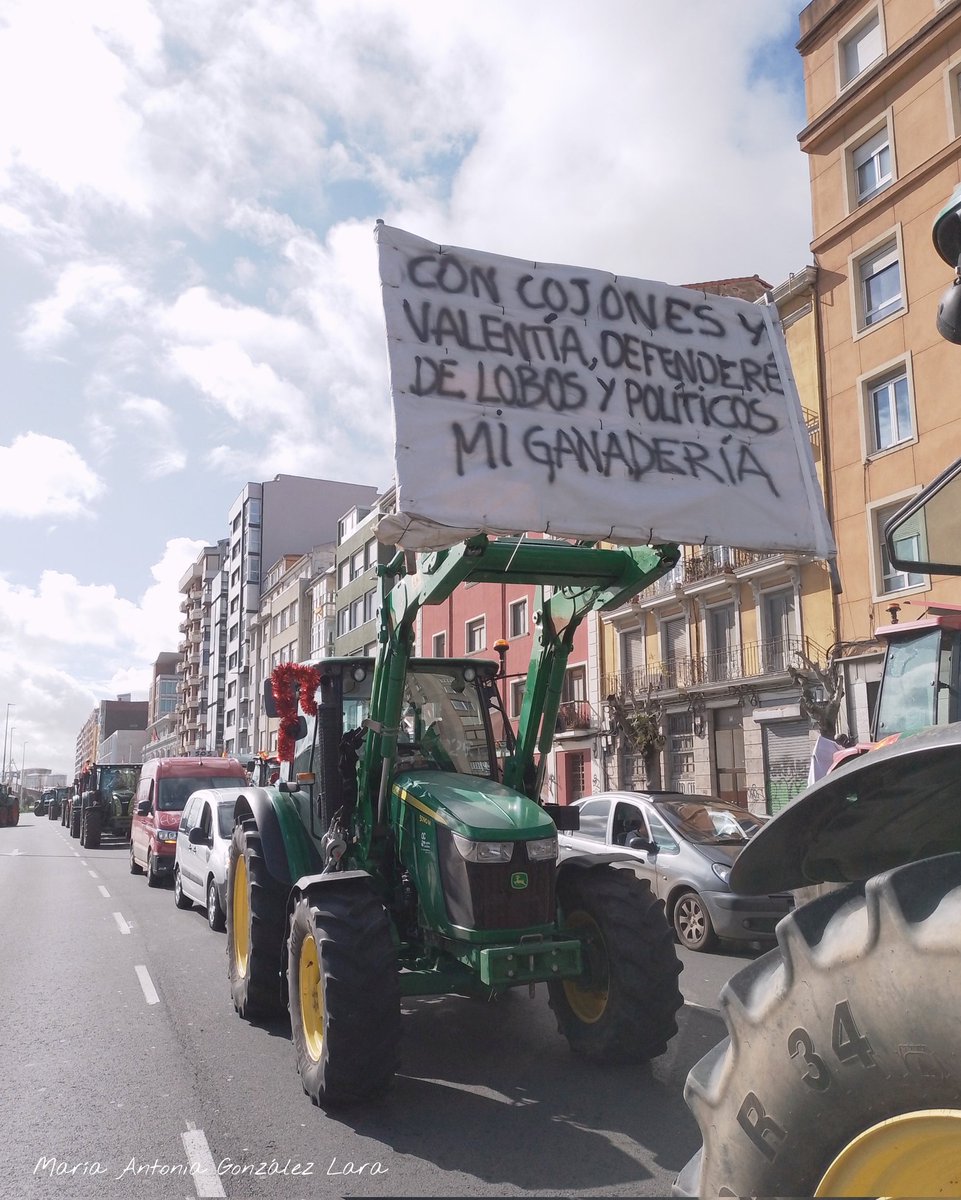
[375,224,835,559]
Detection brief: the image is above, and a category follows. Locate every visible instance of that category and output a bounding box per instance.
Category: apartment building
[143,651,181,761]
[176,542,227,756]
[332,494,397,659]
[600,271,835,814]
[798,0,961,734]
[73,696,149,775]
[218,475,378,758]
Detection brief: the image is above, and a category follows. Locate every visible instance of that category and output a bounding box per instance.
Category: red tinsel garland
[272,662,321,763]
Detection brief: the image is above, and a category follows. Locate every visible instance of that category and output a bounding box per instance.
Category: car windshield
[658,797,764,844]
[157,775,242,812]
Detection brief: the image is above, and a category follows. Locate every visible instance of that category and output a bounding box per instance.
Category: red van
[131,757,248,886]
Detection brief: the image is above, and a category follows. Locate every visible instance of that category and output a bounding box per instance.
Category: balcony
[605,636,812,699]
[555,700,600,733]
[643,547,794,599]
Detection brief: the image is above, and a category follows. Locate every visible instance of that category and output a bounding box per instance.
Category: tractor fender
[286,869,377,920]
[556,851,641,889]
[731,722,961,895]
[232,787,323,886]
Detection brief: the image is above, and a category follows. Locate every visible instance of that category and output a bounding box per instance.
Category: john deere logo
[510,872,528,890]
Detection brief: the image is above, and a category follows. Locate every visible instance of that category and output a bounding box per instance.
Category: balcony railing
[645,546,791,597]
[605,635,810,698]
[555,700,600,733]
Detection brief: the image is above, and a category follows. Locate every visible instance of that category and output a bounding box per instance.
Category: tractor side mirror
[263,677,279,718]
[933,186,961,344]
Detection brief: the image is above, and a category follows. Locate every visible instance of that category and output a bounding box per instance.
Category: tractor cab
[873,608,961,740]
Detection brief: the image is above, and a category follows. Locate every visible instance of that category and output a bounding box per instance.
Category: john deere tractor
[73,763,141,848]
[226,535,685,1106]
[674,190,961,1200]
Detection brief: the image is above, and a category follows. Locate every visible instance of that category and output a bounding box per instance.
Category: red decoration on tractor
[272,663,321,762]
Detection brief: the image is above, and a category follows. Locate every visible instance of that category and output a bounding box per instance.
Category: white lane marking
[72,852,79,857]
[97,885,110,899]
[80,860,87,866]
[182,1124,227,1198]
[88,870,99,879]
[135,965,160,1006]
[113,912,131,935]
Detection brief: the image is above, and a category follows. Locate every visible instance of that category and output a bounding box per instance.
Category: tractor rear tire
[675,853,961,1199]
[70,807,81,839]
[548,865,682,1063]
[10,805,19,827]
[288,885,401,1107]
[81,808,101,849]
[227,818,288,1019]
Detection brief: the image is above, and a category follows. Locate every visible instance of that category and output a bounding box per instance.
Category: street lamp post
[5,726,15,787]
[1,703,13,785]
[20,742,27,800]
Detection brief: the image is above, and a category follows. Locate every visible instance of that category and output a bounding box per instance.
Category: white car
[173,788,237,930]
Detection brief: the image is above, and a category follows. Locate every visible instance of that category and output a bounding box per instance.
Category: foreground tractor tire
[227,818,288,1019]
[548,866,682,1063]
[80,808,101,849]
[676,853,961,1199]
[70,807,81,838]
[288,885,401,1107]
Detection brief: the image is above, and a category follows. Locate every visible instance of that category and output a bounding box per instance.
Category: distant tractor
[72,763,142,848]
[0,784,18,828]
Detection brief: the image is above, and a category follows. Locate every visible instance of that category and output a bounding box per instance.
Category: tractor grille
[437,828,554,930]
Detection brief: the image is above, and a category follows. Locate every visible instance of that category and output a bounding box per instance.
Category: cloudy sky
[0,0,812,780]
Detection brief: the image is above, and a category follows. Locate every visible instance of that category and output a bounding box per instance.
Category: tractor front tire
[80,808,101,849]
[227,818,287,1019]
[676,853,961,1199]
[70,807,81,838]
[288,885,401,1107]
[548,866,682,1063]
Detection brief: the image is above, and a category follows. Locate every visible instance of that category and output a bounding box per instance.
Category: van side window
[198,802,213,841]
[647,810,680,853]
[180,795,200,832]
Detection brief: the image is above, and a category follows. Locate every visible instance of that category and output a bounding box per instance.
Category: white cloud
[0,434,104,518]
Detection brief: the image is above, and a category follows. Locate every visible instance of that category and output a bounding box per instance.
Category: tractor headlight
[451,833,513,863]
[526,836,558,861]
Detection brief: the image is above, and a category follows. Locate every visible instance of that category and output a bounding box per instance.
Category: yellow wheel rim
[562,909,608,1024]
[232,856,250,977]
[299,934,324,1062]
[816,1109,961,1197]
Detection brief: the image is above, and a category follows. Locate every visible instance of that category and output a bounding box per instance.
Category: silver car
[173,789,237,930]
[558,791,793,952]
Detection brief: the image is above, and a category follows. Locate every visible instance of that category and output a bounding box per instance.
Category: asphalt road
[1,812,762,1200]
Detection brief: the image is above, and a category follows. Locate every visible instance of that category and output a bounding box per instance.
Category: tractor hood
[392,772,556,840]
[731,723,961,894]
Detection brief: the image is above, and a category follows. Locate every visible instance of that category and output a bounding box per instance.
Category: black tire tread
[288,885,401,1106]
[227,819,287,1018]
[676,852,961,1198]
[81,808,102,849]
[548,866,682,1063]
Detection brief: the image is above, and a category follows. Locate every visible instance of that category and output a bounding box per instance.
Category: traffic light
[932,185,961,343]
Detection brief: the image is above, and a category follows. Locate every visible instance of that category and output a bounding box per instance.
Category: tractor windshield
[398,668,496,777]
[99,766,140,797]
[875,626,960,738]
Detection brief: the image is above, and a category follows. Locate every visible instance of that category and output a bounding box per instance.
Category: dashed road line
[97,885,110,898]
[88,869,99,879]
[113,912,131,935]
[182,1123,226,1198]
[134,965,160,1006]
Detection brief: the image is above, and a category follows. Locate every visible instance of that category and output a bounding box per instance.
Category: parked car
[131,757,248,887]
[558,790,794,951]
[173,789,242,930]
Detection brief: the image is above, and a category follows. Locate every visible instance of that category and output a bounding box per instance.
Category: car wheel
[173,868,193,910]
[673,890,717,952]
[207,878,226,932]
[129,842,143,875]
[146,850,161,888]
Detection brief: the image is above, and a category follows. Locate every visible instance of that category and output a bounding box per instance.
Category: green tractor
[0,783,18,828]
[226,534,685,1106]
[675,192,961,1200]
[73,763,141,848]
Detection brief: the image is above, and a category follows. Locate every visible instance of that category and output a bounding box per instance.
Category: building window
[363,589,377,622]
[667,713,695,786]
[865,365,913,453]
[466,617,486,653]
[349,596,364,629]
[839,9,883,88]
[337,560,350,588]
[509,597,528,638]
[351,549,365,580]
[511,678,526,719]
[365,537,378,569]
[432,631,447,658]
[336,608,349,636]
[872,500,925,595]
[851,125,891,204]
[854,237,903,331]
